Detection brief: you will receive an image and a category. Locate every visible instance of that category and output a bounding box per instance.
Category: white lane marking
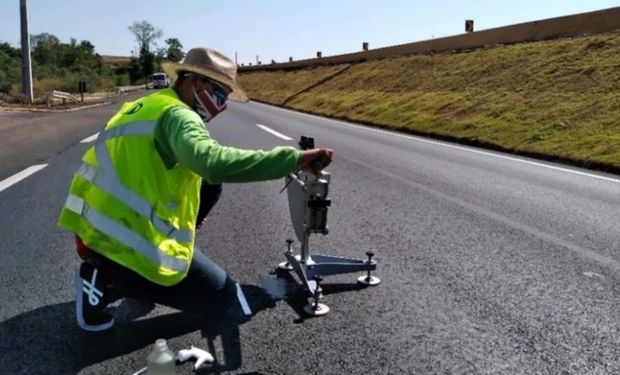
[256,124,293,141]
[236,283,252,316]
[0,164,48,193]
[80,132,99,143]
[583,271,604,278]
[251,101,620,184]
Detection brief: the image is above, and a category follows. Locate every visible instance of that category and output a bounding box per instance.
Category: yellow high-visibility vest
[58,89,201,286]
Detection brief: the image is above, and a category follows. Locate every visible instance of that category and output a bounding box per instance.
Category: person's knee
[211,276,238,312]
[187,276,236,316]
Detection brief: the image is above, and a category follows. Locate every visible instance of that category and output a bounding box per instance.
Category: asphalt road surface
[1,92,619,374]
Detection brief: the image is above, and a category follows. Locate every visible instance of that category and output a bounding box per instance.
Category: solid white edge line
[250,101,620,185]
[256,124,293,141]
[80,132,99,143]
[0,164,48,193]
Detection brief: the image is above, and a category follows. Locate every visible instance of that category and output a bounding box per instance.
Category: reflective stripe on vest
[64,194,187,272]
[94,121,191,243]
[75,163,191,243]
[99,120,156,139]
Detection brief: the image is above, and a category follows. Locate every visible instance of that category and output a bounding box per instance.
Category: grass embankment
[238,32,620,172]
[240,65,349,104]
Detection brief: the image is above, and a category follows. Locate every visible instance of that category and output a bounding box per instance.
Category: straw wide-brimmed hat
[162,47,248,103]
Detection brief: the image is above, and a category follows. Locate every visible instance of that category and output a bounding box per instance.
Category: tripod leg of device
[303,275,330,317]
[357,251,381,286]
[278,239,296,271]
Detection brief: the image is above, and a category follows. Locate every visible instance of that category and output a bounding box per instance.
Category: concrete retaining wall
[240,7,620,72]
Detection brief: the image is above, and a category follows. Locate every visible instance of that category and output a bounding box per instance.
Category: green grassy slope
[238,32,620,171]
[239,65,348,104]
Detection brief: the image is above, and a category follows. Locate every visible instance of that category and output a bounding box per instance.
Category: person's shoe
[75,262,115,332]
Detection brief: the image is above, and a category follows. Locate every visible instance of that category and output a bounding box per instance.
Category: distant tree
[30,33,60,50]
[0,42,20,59]
[15,33,112,94]
[139,46,155,81]
[154,47,166,60]
[154,47,166,72]
[31,33,61,66]
[128,20,162,53]
[128,56,142,84]
[128,20,163,82]
[94,53,103,75]
[152,38,183,72]
[79,40,95,54]
[164,38,184,62]
[0,42,21,93]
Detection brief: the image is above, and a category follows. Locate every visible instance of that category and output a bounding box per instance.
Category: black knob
[286,239,294,252]
[299,136,315,150]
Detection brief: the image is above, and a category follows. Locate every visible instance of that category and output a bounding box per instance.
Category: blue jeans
[92,248,237,315]
[86,182,236,315]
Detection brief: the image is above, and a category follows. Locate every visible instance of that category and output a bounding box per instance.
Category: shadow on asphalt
[269,270,369,324]
[0,284,275,374]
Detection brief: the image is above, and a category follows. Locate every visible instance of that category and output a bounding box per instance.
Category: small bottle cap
[155,339,167,350]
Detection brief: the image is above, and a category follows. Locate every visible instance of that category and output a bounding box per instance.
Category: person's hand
[300,148,333,175]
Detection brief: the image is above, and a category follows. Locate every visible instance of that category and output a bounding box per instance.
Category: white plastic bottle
[147,338,176,375]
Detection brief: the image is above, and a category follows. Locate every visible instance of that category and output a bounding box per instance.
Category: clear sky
[1,0,618,65]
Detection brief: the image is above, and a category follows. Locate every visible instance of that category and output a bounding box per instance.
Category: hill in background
[238,31,620,172]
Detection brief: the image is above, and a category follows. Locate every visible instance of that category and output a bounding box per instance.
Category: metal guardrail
[46,90,80,107]
[117,83,153,95]
[0,84,152,109]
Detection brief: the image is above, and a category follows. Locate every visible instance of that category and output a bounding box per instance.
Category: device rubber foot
[303,302,330,316]
[357,275,381,286]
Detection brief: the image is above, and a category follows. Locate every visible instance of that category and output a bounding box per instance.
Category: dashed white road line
[80,132,99,143]
[0,164,48,193]
[256,124,293,141]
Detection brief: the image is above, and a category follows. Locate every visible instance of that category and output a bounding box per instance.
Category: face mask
[193,85,228,122]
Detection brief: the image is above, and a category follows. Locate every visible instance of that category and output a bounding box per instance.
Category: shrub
[115,74,130,87]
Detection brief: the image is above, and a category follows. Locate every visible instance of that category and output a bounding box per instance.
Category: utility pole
[19,0,33,103]
[235,51,237,65]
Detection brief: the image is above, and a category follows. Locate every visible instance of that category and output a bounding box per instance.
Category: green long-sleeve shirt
[154,105,302,184]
